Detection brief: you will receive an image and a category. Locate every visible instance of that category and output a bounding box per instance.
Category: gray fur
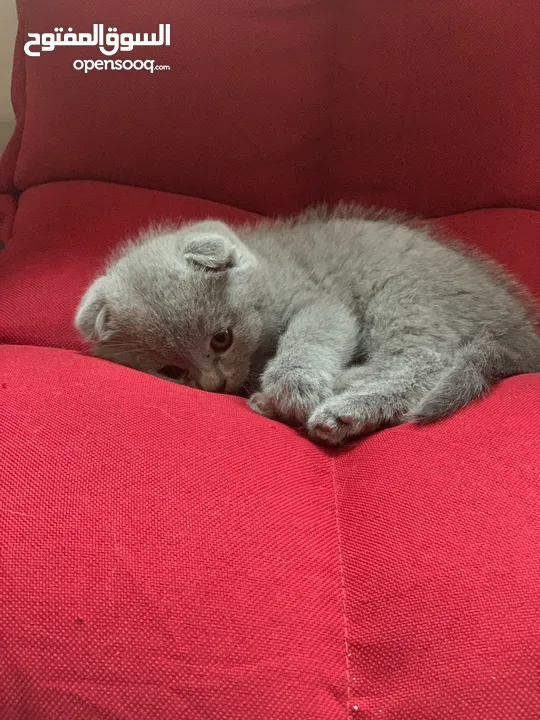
[75,206,540,445]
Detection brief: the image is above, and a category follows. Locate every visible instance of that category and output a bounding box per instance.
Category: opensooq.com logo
[24,23,171,57]
[23,23,172,74]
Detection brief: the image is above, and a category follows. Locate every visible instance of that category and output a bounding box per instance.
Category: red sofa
[1,1,540,718]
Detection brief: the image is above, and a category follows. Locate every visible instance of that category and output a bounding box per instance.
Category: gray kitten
[75,206,540,445]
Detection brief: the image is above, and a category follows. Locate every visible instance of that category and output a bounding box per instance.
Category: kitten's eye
[211,328,233,352]
[158,365,185,380]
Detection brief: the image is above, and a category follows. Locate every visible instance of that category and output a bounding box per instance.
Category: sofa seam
[329,455,353,717]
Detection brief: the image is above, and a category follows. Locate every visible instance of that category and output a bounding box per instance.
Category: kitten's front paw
[306,401,376,446]
[306,392,403,446]
[249,368,332,426]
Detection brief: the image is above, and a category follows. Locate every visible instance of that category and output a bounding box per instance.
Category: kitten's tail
[409,331,540,423]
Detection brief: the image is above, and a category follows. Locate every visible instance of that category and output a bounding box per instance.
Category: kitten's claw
[307,401,378,445]
[313,422,335,434]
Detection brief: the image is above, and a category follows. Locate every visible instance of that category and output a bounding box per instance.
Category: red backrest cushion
[2,0,540,216]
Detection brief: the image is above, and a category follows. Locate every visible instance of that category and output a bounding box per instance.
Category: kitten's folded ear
[74,276,113,342]
[183,221,257,272]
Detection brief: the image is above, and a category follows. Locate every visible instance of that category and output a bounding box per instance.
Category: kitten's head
[75,220,273,394]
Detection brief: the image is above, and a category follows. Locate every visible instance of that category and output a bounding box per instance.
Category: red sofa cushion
[3,0,540,216]
[1,344,540,718]
[0,345,348,719]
